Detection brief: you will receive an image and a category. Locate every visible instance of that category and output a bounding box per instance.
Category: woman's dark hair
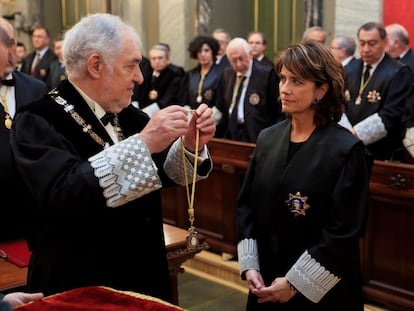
[188,35,220,61]
[275,41,345,128]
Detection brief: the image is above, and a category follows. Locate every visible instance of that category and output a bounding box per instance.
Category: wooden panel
[361,160,414,311]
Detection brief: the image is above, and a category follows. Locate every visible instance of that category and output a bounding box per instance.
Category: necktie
[100,113,116,126]
[1,78,15,86]
[100,113,124,141]
[229,74,244,114]
[363,64,372,84]
[31,53,40,76]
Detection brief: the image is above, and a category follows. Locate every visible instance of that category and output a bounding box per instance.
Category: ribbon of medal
[355,68,373,105]
[181,111,200,250]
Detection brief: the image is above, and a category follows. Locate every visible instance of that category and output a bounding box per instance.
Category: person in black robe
[180,35,222,110]
[214,37,284,142]
[341,22,412,161]
[131,43,184,117]
[10,13,216,302]
[0,17,47,243]
[237,41,373,310]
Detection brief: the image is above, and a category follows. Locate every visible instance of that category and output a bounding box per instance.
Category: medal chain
[357,67,373,101]
[196,73,206,103]
[0,86,12,129]
[181,116,200,228]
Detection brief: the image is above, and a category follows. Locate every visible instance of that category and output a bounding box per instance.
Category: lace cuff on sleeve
[164,139,210,186]
[286,250,341,303]
[88,134,161,208]
[237,238,260,276]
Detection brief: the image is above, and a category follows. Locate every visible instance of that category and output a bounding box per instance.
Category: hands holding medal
[140,104,216,154]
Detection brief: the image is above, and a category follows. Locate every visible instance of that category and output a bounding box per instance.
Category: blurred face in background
[149,48,169,73]
[212,31,229,56]
[16,44,26,64]
[197,43,214,67]
[247,33,266,58]
[53,39,64,62]
[32,28,50,51]
[228,45,251,75]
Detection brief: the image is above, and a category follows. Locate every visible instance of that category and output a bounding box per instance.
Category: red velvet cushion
[15,286,185,311]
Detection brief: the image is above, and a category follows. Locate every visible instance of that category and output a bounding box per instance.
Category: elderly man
[330,34,357,68]
[0,17,47,242]
[214,37,284,142]
[131,43,184,117]
[385,23,414,72]
[10,13,216,301]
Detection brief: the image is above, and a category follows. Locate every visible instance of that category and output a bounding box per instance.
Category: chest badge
[286,192,310,217]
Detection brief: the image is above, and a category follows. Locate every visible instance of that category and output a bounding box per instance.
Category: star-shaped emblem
[286,192,310,217]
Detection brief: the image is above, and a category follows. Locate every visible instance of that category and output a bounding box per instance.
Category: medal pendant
[196,95,202,104]
[355,96,361,105]
[149,90,158,100]
[186,226,200,250]
[4,116,12,129]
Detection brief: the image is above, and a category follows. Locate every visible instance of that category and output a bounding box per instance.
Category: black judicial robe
[237,120,372,310]
[10,80,175,301]
[181,63,222,109]
[344,54,412,160]
[131,64,184,110]
[0,71,47,242]
[215,61,283,143]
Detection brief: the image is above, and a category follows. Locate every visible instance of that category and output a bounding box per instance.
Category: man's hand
[4,292,44,307]
[182,104,216,152]
[140,105,189,154]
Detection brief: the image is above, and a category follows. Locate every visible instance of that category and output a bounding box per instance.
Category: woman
[236,41,373,310]
[180,35,222,109]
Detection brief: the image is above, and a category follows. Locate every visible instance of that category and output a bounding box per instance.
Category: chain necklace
[181,111,200,250]
[0,86,12,129]
[196,73,206,104]
[49,90,111,149]
[355,67,373,105]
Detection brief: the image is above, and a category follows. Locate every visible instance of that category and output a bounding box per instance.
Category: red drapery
[383,0,414,49]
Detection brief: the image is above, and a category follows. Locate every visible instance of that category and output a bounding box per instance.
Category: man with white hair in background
[330,34,357,69]
[385,23,414,72]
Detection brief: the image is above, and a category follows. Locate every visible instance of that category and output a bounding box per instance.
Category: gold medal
[4,114,12,129]
[196,95,202,103]
[186,226,200,250]
[355,96,361,105]
[149,90,158,100]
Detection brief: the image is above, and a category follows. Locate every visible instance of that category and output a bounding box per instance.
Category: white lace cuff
[89,134,161,208]
[286,250,341,303]
[403,127,414,158]
[164,139,210,186]
[354,113,387,145]
[237,238,260,276]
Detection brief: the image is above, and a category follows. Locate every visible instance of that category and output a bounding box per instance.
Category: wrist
[287,280,297,294]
